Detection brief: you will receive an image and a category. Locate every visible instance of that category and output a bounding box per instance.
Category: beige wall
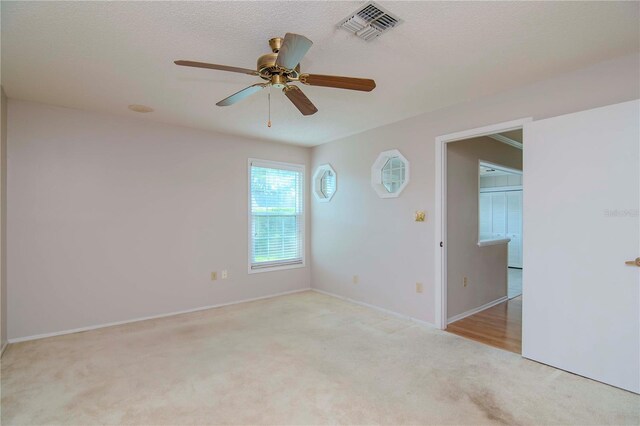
[446,137,522,320]
[7,100,311,340]
[310,53,640,324]
[1,87,7,349]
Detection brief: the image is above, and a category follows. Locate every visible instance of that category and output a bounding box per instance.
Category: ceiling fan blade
[174,60,257,76]
[283,86,318,116]
[300,74,376,92]
[275,33,313,70]
[216,84,267,107]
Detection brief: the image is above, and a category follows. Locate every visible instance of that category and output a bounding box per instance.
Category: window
[381,156,406,193]
[371,149,410,198]
[249,159,305,272]
[321,170,336,198]
[312,164,337,202]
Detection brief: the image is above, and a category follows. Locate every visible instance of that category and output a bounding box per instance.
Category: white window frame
[312,163,337,202]
[247,158,306,274]
[371,149,410,198]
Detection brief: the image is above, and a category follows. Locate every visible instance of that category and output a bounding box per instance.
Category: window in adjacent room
[249,159,305,272]
[478,161,523,269]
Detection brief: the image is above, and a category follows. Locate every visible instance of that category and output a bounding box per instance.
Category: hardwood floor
[446,296,522,354]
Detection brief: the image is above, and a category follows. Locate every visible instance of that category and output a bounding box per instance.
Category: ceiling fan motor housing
[257,38,301,81]
[257,52,278,75]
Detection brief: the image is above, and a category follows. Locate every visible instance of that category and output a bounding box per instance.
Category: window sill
[248,262,306,274]
[477,238,511,247]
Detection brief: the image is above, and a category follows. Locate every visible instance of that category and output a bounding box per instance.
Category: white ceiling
[2,1,638,146]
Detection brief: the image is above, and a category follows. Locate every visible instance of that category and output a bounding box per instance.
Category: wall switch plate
[416,282,423,293]
[222,270,228,279]
[463,276,468,287]
[211,272,217,281]
[352,275,359,284]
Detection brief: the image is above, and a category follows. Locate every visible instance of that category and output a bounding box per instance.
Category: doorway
[434,118,530,354]
[479,161,523,299]
[436,102,639,392]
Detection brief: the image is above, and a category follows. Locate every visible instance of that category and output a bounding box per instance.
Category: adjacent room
[443,131,524,354]
[1,1,639,425]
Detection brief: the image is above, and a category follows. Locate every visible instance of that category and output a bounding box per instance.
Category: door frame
[434,117,532,330]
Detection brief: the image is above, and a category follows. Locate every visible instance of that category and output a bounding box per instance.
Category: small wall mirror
[371,149,410,198]
[313,164,337,202]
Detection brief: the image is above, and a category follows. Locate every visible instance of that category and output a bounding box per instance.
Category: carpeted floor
[1,291,638,425]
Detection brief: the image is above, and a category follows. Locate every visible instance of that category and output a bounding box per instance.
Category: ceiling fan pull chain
[267,85,272,128]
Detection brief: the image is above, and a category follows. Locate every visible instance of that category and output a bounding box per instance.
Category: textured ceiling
[2,1,639,146]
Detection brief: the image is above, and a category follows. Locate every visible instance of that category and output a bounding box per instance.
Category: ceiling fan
[174,33,376,117]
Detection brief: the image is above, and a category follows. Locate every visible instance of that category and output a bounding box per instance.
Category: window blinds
[249,160,304,270]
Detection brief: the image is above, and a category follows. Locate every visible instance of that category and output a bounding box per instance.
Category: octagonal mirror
[313,164,337,202]
[371,149,410,198]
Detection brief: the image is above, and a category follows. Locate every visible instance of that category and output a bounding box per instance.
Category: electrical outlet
[416,282,423,293]
[352,275,359,284]
[463,276,468,287]
[211,272,217,281]
[222,270,228,279]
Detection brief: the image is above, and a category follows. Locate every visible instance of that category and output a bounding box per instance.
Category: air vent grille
[359,4,385,22]
[338,1,403,41]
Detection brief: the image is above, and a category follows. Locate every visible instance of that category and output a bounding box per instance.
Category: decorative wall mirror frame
[371,149,410,198]
[313,164,337,202]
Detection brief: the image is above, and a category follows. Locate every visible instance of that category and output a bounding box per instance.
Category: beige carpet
[1,291,638,425]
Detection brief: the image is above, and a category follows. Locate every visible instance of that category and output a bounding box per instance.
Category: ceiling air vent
[338,2,403,41]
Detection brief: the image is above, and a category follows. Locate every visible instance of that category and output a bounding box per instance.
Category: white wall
[446,137,522,319]
[6,53,640,339]
[7,100,311,340]
[1,87,7,349]
[310,53,640,324]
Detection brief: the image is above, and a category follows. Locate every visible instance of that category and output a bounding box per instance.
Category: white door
[523,100,639,393]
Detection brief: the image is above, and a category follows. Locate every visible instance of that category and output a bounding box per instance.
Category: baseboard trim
[447,295,509,324]
[311,288,435,328]
[8,288,311,344]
